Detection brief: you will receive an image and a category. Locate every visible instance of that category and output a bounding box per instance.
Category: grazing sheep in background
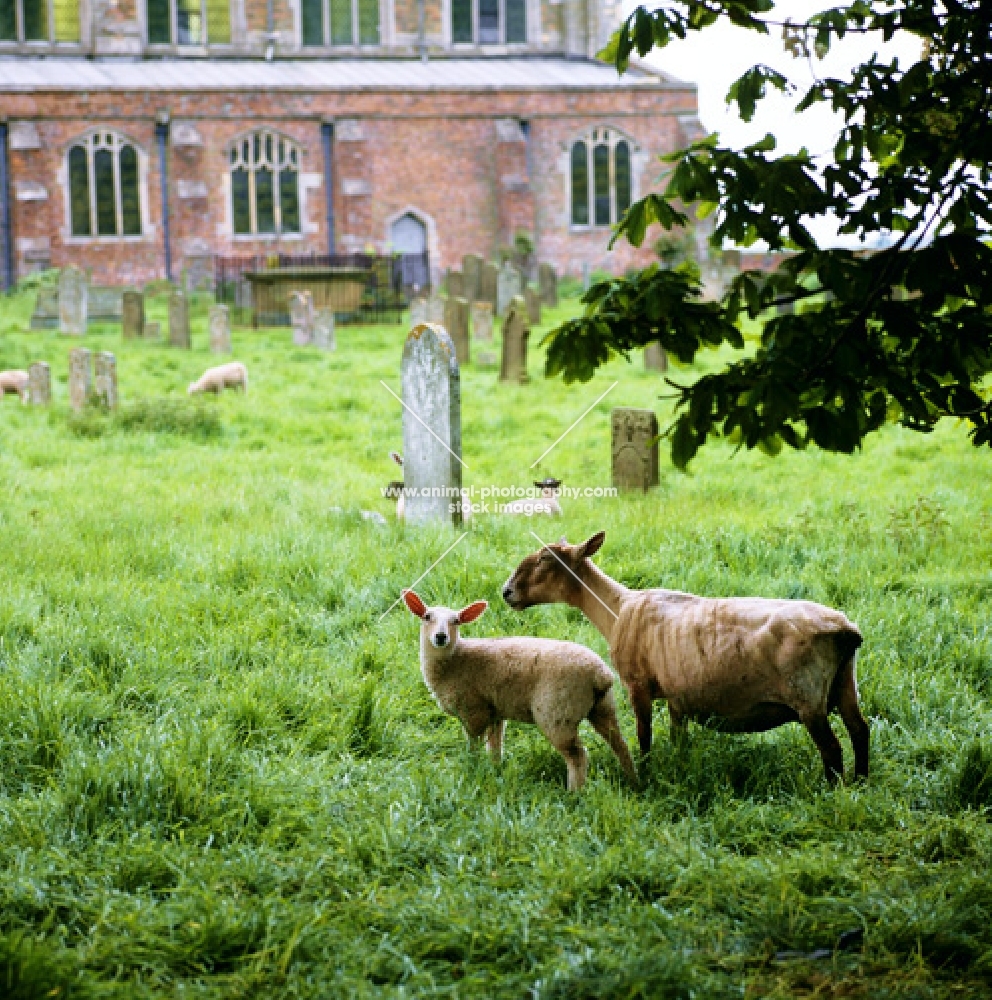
[0,370,29,403]
[403,589,637,790]
[501,477,563,517]
[503,531,869,784]
[187,362,248,396]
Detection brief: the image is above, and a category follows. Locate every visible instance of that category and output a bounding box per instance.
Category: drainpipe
[155,114,173,283]
[321,122,335,255]
[0,122,13,292]
[417,0,426,60]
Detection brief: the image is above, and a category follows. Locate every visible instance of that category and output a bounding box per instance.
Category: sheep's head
[502,531,605,609]
[187,382,198,396]
[402,590,487,652]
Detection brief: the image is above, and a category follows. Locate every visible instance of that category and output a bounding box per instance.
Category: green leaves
[727,66,792,122]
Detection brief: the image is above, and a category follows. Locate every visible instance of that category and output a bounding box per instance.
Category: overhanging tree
[545,0,992,468]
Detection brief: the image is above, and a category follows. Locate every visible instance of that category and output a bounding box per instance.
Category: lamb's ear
[576,531,605,560]
[457,600,488,624]
[390,451,404,467]
[402,589,427,618]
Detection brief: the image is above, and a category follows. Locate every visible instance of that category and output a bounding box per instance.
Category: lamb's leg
[835,658,870,780]
[629,684,653,757]
[802,714,844,784]
[587,690,638,787]
[485,720,506,764]
[548,733,588,791]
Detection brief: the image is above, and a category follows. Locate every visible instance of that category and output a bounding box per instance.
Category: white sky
[624,1,923,246]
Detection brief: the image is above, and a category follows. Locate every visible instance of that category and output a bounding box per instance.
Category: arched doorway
[390,211,430,290]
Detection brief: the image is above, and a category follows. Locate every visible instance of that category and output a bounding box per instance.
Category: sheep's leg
[548,733,588,791]
[629,684,654,757]
[587,691,638,787]
[835,658,870,780]
[485,720,506,764]
[802,714,844,784]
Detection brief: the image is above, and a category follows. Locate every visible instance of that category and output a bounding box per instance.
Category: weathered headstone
[524,285,542,326]
[444,297,470,365]
[28,362,50,405]
[209,304,231,353]
[409,296,428,326]
[479,261,498,309]
[471,301,493,341]
[59,266,88,336]
[476,351,498,368]
[499,296,530,384]
[289,290,314,346]
[88,287,124,322]
[169,290,191,348]
[496,261,523,317]
[122,291,145,339]
[538,263,558,308]
[446,270,465,299]
[145,321,161,340]
[644,343,668,372]
[582,262,591,291]
[314,309,336,351]
[427,292,445,324]
[30,288,59,330]
[68,348,92,411]
[462,254,483,302]
[94,352,118,409]
[612,408,660,492]
[401,323,464,526]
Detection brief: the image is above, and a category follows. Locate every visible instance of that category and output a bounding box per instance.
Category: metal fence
[214,251,431,327]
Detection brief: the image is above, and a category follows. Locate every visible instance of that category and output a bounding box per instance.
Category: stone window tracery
[301,0,379,46]
[451,0,525,44]
[147,0,231,45]
[0,0,79,43]
[67,132,142,239]
[230,132,301,237]
[570,128,633,229]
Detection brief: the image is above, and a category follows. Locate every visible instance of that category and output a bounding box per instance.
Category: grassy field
[1,276,991,998]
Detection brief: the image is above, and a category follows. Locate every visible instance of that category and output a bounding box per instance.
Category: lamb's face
[402,590,487,652]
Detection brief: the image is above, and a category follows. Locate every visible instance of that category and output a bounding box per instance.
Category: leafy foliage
[547,1,992,468]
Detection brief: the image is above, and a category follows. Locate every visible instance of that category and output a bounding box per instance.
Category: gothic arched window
[230,132,301,236]
[67,132,142,238]
[570,129,634,228]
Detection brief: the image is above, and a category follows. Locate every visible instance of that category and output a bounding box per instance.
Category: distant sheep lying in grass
[503,531,869,784]
[501,478,563,517]
[403,589,637,790]
[0,370,29,403]
[187,362,248,396]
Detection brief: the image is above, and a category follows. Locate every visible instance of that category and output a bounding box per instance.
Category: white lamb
[187,362,248,395]
[0,370,29,403]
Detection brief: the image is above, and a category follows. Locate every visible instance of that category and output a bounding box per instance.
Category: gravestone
[444,297,470,365]
[479,261,498,309]
[538,263,558,308]
[68,348,92,411]
[427,292,445,324]
[499,296,530,384]
[446,270,465,299]
[88,287,124,322]
[496,261,523,317]
[409,296,428,326]
[169,290,191,348]
[471,301,493,341]
[462,254,483,301]
[209,304,231,353]
[314,309,336,351]
[524,285,542,325]
[28,362,50,405]
[59,266,88,336]
[145,321,161,340]
[289,290,314,346]
[401,323,464,526]
[94,352,118,409]
[611,408,660,492]
[476,351,498,368]
[644,343,668,372]
[122,291,145,339]
[30,288,59,330]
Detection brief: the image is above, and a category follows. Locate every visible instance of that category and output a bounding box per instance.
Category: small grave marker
[94,352,118,409]
[122,291,145,339]
[68,348,92,410]
[611,408,660,492]
[462,254,483,301]
[471,301,493,341]
[169,289,191,348]
[59,266,88,336]
[499,296,530,384]
[28,362,50,405]
[496,261,523,317]
[289,290,314,346]
[644,343,668,372]
[444,297,470,365]
[314,309,336,351]
[538,263,558,308]
[524,285,542,325]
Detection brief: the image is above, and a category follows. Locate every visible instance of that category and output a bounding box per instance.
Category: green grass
[1,284,991,998]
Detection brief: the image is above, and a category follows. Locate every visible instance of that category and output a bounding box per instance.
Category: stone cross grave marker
[446,270,465,299]
[444,297,470,365]
[314,309,336,351]
[28,362,50,405]
[538,263,558,308]
[122,291,145,339]
[644,343,668,372]
[59,266,88,336]
[462,254,483,302]
[496,261,522,317]
[209,304,232,354]
[94,352,118,409]
[68,348,92,411]
[499,296,530,384]
[401,323,464,526]
[471,301,493,341]
[611,408,660,492]
[169,289,191,348]
[289,290,314,346]
[479,261,498,309]
[524,285,542,325]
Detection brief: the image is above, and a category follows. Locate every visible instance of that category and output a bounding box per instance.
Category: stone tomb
[496,261,523,317]
[538,263,558,308]
[499,296,530,384]
[169,290,191,349]
[68,348,92,410]
[443,296,470,365]
[401,323,464,526]
[471,301,493,341]
[209,304,232,353]
[314,309,336,351]
[122,291,145,339]
[289,290,314,346]
[28,362,50,405]
[59,266,88,336]
[644,343,668,372]
[611,408,660,492]
[94,352,118,409]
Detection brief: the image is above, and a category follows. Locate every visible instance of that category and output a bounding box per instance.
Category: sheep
[0,370,29,403]
[501,477,563,517]
[402,588,637,790]
[502,532,870,784]
[187,362,248,395]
